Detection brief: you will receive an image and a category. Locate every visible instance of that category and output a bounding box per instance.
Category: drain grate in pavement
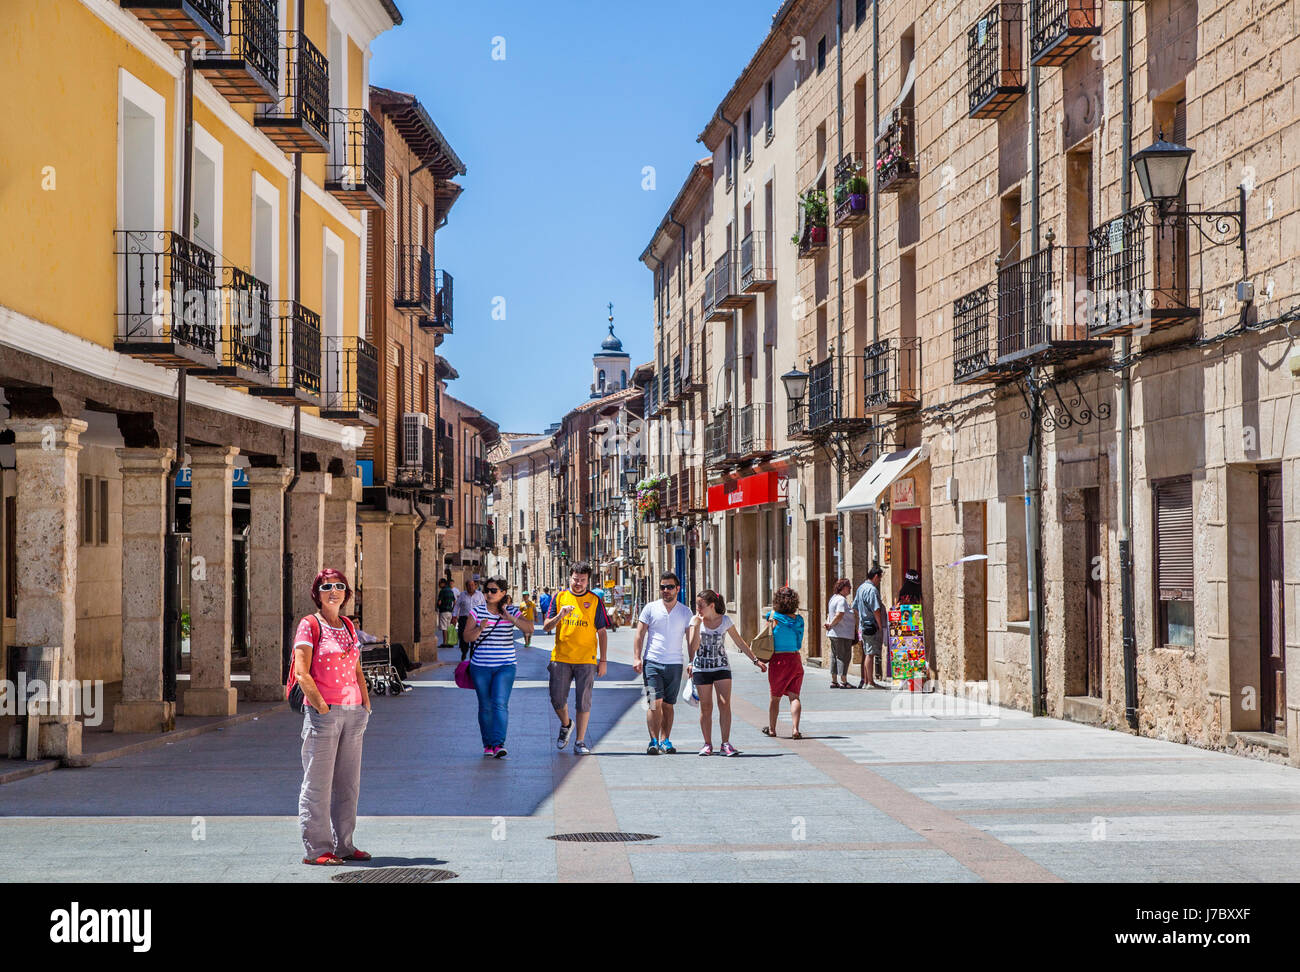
[548,832,658,843]
[331,867,459,884]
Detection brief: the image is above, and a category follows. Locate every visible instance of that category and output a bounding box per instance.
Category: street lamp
[780,363,809,404]
[1131,134,1194,210]
[622,467,639,492]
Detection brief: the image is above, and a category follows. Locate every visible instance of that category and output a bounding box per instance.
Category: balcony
[862,338,921,413]
[669,355,683,403]
[789,356,871,440]
[325,107,385,211]
[115,230,219,369]
[394,244,431,313]
[875,107,917,194]
[425,270,453,333]
[433,497,452,528]
[251,301,322,403]
[704,267,730,321]
[995,238,1111,368]
[395,424,434,488]
[192,0,278,103]
[1028,0,1099,67]
[658,371,672,411]
[193,266,274,387]
[464,524,492,550]
[735,403,773,460]
[739,231,776,293]
[795,188,829,258]
[319,336,379,427]
[704,406,733,466]
[680,344,704,395]
[714,251,749,309]
[254,30,329,153]
[120,0,224,51]
[833,154,870,228]
[968,2,1026,118]
[1086,205,1199,338]
[954,283,1012,384]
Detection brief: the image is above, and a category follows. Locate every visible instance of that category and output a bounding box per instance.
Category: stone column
[246,466,293,702]
[114,447,176,733]
[323,474,361,589]
[358,511,393,637]
[183,446,238,717]
[289,471,332,621]
[8,417,86,758]
[389,514,417,652]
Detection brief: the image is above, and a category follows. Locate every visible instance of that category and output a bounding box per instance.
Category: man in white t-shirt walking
[633,572,694,754]
[453,577,486,661]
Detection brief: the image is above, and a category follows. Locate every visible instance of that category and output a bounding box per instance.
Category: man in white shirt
[633,572,694,754]
[453,578,485,661]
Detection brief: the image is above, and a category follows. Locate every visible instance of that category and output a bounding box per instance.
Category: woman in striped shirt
[462,578,533,758]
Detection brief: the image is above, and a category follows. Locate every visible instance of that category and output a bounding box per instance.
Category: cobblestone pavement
[3,627,1300,882]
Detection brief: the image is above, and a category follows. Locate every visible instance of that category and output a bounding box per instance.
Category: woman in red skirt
[760,586,806,739]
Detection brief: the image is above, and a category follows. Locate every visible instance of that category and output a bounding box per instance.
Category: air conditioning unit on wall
[398,412,428,483]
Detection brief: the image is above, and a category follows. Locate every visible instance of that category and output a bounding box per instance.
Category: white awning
[836,447,924,513]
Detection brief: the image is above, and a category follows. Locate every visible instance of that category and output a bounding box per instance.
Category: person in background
[538,588,553,633]
[463,577,532,758]
[823,577,858,688]
[454,578,485,662]
[687,590,766,756]
[521,591,538,648]
[293,568,371,865]
[853,566,888,689]
[760,586,806,740]
[436,579,456,649]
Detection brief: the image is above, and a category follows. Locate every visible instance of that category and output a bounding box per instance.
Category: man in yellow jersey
[543,562,610,755]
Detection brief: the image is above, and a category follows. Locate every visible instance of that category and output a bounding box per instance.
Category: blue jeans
[469,663,516,748]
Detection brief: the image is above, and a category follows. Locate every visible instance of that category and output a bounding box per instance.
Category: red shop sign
[707,471,786,512]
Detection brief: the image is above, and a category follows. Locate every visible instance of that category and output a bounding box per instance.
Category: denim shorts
[643,661,683,705]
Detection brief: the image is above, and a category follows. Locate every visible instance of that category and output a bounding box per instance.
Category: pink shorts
[767,652,804,698]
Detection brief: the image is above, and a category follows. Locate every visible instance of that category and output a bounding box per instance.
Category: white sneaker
[556,722,573,750]
[574,740,592,755]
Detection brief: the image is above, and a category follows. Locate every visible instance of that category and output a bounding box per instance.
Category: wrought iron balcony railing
[395,424,435,487]
[319,335,379,424]
[1028,0,1099,67]
[740,231,776,291]
[968,2,1026,118]
[254,30,329,153]
[789,355,872,439]
[325,107,385,211]
[875,107,917,194]
[432,270,454,332]
[248,300,322,403]
[115,230,219,368]
[953,283,1005,384]
[394,244,431,313]
[995,236,1110,367]
[834,153,870,227]
[704,406,733,464]
[861,337,920,413]
[736,403,772,457]
[195,266,273,386]
[1086,204,1199,337]
[671,355,682,402]
[714,251,748,308]
[121,0,224,51]
[193,0,279,103]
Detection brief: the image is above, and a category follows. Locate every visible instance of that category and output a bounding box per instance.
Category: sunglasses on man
[660,584,679,592]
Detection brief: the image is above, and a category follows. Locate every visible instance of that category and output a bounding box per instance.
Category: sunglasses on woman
[484,587,502,594]
[318,582,347,592]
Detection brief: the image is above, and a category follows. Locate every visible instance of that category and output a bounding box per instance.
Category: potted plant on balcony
[791,189,829,246]
[636,473,668,523]
[834,175,870,216]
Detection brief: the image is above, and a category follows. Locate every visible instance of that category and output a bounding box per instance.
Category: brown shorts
[548,661,597,713]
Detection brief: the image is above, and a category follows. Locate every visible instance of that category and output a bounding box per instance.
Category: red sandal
[303,853,343,866]
[340,850,372,861]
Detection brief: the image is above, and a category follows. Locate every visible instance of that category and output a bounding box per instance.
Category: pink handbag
[454,659,473,689]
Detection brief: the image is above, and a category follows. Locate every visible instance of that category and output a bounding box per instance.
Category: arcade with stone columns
[0,365,365,757]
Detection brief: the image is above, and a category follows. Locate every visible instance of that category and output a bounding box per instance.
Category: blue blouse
[767,611,805,653]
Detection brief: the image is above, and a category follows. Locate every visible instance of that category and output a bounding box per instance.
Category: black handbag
[861,615,878,637]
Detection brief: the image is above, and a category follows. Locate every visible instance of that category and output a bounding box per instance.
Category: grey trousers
[299,704,369,859]
[829,637,855,678]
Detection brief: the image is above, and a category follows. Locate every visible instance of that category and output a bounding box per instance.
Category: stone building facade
[645,0,1300,764]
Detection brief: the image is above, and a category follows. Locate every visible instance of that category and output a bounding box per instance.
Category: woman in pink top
[294,567,372,866]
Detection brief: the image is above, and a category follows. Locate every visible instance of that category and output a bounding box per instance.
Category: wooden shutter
[1155,478,1193,600]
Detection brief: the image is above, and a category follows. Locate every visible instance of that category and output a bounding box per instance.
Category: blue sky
[370,0,780,432]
